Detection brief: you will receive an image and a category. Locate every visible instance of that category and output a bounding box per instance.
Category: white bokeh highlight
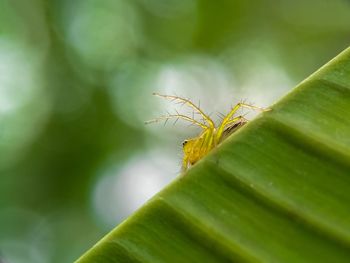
[93,150,177,228]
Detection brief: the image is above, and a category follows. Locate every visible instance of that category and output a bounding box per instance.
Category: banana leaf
[75,47,350,263]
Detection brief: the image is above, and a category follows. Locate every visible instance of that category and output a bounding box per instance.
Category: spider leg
[182,154,189,172]
[145,114,209,129]
[215,102,268,143]
[223,115,248,126]
[196,128,215,164]
[153,93,215,128]
[238,102,269,112]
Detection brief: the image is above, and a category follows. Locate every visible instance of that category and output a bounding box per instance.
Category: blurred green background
[0,0,350,262]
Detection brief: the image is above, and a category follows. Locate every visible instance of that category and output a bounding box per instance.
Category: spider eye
[182,140,188,147]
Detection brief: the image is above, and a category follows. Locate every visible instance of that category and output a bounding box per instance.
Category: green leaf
[75,47,350,263]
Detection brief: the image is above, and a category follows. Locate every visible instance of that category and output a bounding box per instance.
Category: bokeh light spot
[93,150,177,228]
[64,0,140,70]
[0,38,49,168]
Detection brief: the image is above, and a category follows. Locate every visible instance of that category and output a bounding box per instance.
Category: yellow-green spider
[146,93,269,172]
